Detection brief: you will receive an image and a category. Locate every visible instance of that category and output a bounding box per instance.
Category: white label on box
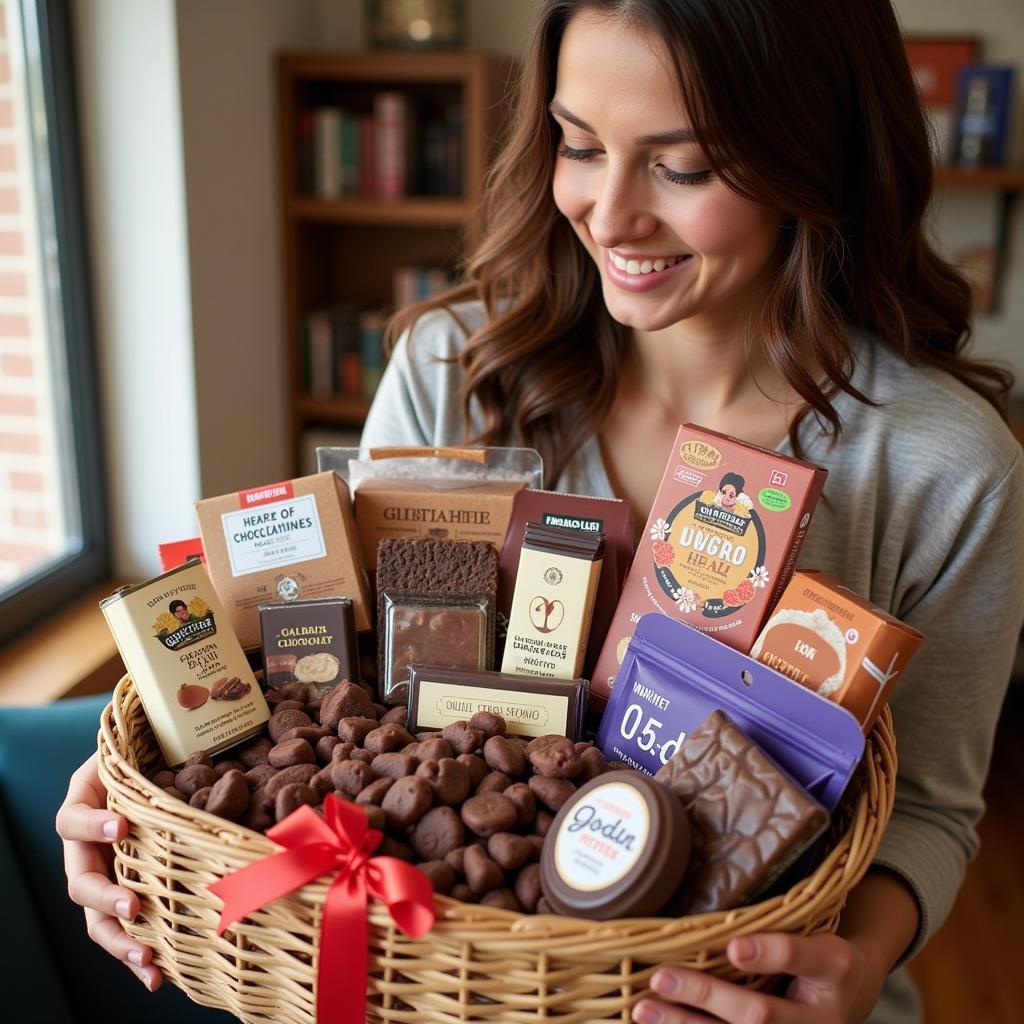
[221,493,327,576]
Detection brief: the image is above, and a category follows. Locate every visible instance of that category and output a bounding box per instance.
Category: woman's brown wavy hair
[388,0,1012,487]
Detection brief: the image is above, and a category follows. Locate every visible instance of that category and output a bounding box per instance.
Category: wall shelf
[936,165,1023,311]
[289,196,472,227]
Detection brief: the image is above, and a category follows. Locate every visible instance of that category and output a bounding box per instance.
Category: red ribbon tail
[209,844,339,936]
[320,869,369,1024]
[368,856,436,938]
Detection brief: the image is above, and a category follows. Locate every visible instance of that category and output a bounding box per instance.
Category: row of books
[302,305,387,401]
[301,266,453,402]
[298,93,463,200]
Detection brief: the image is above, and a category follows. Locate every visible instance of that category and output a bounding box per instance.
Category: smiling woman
[57,2,1024,1022]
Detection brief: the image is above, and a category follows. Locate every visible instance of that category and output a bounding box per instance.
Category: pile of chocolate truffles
[151,678,613,913]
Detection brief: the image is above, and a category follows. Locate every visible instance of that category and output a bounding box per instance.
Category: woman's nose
[586,169,658,249]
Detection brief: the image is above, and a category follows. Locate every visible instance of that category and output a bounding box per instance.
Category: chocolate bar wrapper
[497,489,634,675]
[656,709,829,914]
[595,612,864,811]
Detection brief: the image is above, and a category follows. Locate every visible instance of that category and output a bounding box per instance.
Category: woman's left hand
[631,932,885,1024]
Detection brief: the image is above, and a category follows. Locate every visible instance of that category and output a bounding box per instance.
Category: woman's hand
[631,932,886,1024]
[55,753,163,991]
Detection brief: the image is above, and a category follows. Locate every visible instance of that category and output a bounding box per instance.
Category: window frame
[0,0,108,647]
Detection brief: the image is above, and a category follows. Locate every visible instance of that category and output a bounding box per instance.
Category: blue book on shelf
[952,65,1014,167]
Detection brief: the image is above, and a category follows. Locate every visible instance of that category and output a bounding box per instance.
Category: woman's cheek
[551,162,587,224]
[679,188,780,257]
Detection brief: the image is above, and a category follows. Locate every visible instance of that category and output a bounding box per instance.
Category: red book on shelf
[374,91,408,200]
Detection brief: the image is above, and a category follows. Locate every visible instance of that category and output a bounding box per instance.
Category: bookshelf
[936,165,1024,311]
[278,51,511,472]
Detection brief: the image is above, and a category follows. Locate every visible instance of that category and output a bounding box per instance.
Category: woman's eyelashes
[557,143,600,161]
[556,143,712,186]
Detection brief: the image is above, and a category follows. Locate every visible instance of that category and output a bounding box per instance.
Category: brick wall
[0,0,68,588]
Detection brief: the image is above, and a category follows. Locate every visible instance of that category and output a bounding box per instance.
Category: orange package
[750,569,924,733]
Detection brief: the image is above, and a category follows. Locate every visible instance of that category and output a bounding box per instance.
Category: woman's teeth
[610,253,687,275]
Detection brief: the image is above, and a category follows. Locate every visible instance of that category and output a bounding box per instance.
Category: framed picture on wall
[903,37,979,162]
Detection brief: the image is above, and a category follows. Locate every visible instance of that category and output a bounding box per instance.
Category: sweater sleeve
[873,448,1024,964]
[360,308,475,449]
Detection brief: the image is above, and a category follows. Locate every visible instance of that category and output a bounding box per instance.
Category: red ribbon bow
[209,794,435,1023]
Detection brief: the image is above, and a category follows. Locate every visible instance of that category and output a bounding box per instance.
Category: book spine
[313,107,343,199]
[341,112,360,195]
[444,103,463,197]
[358,309,386,398]
[359,115,376,197]
[307,310,334,398]
[375,91,407,200]
[297,110,315,194]
[393,266,418,310]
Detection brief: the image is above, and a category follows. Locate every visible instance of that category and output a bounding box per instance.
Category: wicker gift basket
[98,673,896,1024]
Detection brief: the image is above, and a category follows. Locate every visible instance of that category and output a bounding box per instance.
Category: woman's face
[720,484,738,507]
[551,12,782,334]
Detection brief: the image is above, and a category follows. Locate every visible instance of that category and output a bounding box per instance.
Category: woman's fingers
[84,909,162,991]
[66,866,138,920]
[55,752,125,843]
[643,965,799,1024]
[632,996,717,1023]
[727,933,856,987]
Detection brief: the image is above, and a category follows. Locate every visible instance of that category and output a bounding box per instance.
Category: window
[0,0,106,646]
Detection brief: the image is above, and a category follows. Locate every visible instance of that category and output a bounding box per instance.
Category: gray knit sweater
[361,301,1024,1023]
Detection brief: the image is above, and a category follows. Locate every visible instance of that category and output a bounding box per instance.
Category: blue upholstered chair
[0,693,234,1024]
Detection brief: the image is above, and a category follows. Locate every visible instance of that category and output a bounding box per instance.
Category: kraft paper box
[353,477,525,572]
[196,472,371,651]
[750,569,924,733]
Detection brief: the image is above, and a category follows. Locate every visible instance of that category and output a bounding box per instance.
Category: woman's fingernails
[652,970,680,995]
[115,898,132,919]
[126,949,143,966]
[733,937,758,961]
[632,1003,662,1024]
[102,820,120,839]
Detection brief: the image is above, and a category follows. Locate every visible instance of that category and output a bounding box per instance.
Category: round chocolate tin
[539,770,690,919]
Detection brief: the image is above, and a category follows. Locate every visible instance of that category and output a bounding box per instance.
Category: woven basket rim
[99,673,896,944]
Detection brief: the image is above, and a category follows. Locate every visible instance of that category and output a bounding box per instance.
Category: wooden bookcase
[277,51,511,473]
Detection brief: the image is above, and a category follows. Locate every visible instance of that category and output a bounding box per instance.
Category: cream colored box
[196,472,371,650]
[100,560,270,767]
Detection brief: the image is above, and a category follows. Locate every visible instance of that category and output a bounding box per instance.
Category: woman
[58,2,1023,1022]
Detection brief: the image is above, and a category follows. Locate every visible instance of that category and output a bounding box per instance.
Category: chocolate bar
[375,538,498,703]
[407,665,587,740]
[497,489,633,675]
[501,522,604,680]
[380,593,492,704]
[655,709,828,914]
[259,597,360,693]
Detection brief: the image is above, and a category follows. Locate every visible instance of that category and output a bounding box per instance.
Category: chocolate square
[655,709,828,914]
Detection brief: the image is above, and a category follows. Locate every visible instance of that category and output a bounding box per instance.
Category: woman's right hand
[55,753,163,991]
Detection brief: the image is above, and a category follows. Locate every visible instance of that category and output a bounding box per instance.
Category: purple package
[595,613,865,811]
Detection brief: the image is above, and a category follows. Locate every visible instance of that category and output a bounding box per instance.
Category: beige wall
[73,0,201,579]
[176,0,322,498]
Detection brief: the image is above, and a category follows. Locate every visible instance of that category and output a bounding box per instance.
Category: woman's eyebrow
[549,100,694,145]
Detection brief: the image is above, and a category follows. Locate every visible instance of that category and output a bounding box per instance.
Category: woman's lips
[604,250,693,292]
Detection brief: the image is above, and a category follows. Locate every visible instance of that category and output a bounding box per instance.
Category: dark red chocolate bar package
[497,489,634,675]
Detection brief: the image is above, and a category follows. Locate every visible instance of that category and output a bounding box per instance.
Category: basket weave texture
[98,674,896,1024]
